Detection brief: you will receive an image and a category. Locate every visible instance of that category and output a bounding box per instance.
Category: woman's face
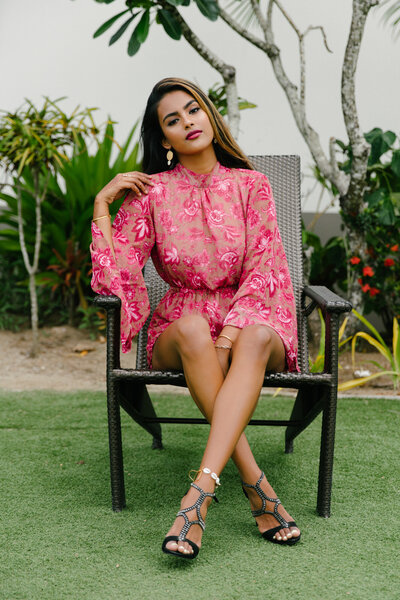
[157,90,215,159]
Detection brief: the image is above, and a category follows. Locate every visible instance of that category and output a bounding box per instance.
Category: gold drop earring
[166,149,174,166]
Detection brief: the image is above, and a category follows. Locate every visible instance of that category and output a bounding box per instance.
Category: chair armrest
[303,286,351,374]
[303,286,352,315]
[92,294,121,311]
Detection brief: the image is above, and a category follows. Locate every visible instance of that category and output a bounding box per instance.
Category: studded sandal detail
[162,482,219,559]
[242,471,301,546]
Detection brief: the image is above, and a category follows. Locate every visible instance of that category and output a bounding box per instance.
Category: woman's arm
[90,171,156,353]
[93,171,154,258]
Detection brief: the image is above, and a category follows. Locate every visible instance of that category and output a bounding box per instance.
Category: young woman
[91,77,301,559]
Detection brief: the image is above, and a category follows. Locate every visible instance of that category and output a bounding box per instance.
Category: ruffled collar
[174,161,225,188]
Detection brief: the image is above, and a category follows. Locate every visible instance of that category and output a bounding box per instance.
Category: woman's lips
[186,130,202,140]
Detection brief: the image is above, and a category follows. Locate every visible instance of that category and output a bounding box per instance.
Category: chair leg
[316,386,337,518]
[107,379,126,512]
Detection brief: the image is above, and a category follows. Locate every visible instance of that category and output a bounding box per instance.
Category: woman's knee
[174,315,211,355]
[236,325,275,360]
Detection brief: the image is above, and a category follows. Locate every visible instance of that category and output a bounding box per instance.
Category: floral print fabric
[90,162,299,371]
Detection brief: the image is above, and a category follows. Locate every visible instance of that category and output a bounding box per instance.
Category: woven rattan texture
[136,156,307,371]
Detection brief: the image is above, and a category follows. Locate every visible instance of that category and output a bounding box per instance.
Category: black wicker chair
[94,155,351,517]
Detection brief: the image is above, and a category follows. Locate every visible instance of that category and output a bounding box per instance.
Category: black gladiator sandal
[242,471,301,546]
[162,468,220,560]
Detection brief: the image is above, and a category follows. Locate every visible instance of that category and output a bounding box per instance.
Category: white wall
[1,0,398,212]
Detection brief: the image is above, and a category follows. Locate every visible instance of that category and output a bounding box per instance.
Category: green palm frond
[380,0,400,39]
[220,0,262,31]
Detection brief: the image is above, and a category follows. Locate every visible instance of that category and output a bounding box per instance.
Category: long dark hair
[141,77,253,174]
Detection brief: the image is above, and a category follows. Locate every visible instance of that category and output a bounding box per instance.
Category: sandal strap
[175,483,218,542]
[242,471,289,529]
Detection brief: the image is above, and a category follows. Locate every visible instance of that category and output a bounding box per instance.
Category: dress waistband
[169,285,237,293]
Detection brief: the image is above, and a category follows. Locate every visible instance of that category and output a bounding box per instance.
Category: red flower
[358,278,363,285]
[362,266,374,277]
[361,283,371,293]
[390,244,398,252]
[369,287,380,297]
[384,258,395,267]
[350,256,361,264]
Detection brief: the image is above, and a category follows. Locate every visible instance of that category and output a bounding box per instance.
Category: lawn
[1,390,399,600]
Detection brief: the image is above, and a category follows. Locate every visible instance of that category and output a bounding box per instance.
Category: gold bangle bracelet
[217,334,234,344]
[92,214,111,222]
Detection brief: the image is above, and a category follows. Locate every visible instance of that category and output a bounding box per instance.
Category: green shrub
[0,119,141,329]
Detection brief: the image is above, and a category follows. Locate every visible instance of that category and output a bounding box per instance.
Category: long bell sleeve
[90,192,155,353]
[223,173,299,371]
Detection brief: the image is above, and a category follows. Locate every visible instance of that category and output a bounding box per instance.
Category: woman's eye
[189,107,200,114]
[167,118,178,126]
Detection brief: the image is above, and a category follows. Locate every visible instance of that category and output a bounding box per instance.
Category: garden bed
[0,326,397,397]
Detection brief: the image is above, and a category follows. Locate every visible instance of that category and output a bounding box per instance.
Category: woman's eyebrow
[162,99,196,123]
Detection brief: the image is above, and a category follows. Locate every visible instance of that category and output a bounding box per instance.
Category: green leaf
[135,10,150,43]
[352,308,389,352]
[157,8,182,40]
[393,318,400,374]
[365,188,386,208]
[128,31,141,56]
[238,99,257,111]
[109,14,138,46]
[93,9,130,38]
[378,196,395,226]
[165,0,187,5]
[195,0,219,20]
[391,149,400,178]
[365,127,396,164]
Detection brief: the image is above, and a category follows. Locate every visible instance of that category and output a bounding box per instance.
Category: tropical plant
[36,241,91,326]
[380,0,400,37]
[91,0,242,135]
[314,127,400,334]
[302,226,347,293]
[339,309,400,391]
[0,119,141,330]
[78,304,106,340]
[0,255,31,331]
[207,82,257,116]
[0,98,98,355]
[309,310,351,374]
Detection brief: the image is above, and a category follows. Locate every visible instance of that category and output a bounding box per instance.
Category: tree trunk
[28,272,39,357]
[16,171,49,357]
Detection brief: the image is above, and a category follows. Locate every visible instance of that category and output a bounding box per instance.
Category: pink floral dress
[90,162,299,371]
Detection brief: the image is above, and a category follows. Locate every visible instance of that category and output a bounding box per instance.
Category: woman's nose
[183,115,194,128]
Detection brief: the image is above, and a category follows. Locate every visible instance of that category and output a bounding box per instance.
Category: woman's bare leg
[153,316,300,555]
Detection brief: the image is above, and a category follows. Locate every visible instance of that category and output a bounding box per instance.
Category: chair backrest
[136,155,308,372]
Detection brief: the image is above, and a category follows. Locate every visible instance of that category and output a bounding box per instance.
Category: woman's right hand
[94,171,154,206]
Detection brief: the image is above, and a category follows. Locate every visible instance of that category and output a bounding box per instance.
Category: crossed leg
[152,315,300,555]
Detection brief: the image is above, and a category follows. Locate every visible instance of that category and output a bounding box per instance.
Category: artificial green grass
[1,391,399,600]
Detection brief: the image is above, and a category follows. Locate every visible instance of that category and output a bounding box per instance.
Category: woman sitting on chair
[91,77,301,559]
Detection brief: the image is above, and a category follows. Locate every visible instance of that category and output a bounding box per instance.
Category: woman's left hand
[214,326,240,377]
[215,347,231,377]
